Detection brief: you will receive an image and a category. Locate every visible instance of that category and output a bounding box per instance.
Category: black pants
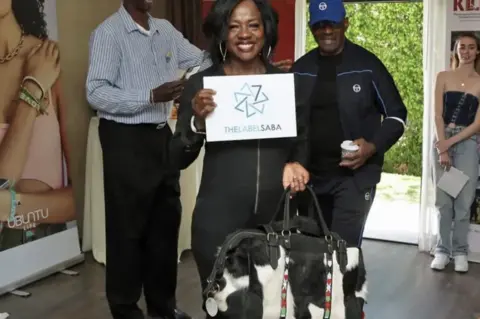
[191,186,283,319]
[99,119,181,319]
[298,175,376,247]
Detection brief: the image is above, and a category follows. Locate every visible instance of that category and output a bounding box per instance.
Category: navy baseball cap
[309,0,346,26]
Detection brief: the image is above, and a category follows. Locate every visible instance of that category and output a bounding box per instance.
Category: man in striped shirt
[86,1,210,318]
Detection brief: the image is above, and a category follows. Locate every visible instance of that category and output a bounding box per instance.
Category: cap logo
[319,2,327,10]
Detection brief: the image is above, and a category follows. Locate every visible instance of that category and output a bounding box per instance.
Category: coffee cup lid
[341,140,359,151]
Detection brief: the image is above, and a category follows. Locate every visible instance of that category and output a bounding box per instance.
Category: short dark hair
[202,0,279,65]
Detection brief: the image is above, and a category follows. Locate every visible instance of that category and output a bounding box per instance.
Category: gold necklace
[460,71,476,87]
[0,34,25,64]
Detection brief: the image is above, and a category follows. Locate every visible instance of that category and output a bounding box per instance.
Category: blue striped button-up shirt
[86,5,211,125]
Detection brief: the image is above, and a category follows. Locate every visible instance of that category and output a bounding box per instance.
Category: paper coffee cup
[341,140,359,158]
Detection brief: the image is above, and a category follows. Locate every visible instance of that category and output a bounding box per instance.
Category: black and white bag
[202,185,367,319]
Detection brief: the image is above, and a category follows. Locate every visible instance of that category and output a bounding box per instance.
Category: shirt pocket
[152,34,177,74]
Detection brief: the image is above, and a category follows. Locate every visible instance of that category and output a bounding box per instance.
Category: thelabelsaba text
[225,124,282,134]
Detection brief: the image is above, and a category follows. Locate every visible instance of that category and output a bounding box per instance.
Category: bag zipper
[253,140,261,214]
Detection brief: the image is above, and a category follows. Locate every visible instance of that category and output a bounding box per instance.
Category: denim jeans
[434,127,478,256]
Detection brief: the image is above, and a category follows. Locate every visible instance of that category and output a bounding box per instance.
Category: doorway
[300,1,424,244]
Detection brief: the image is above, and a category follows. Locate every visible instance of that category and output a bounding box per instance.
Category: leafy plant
[305,3,424,176]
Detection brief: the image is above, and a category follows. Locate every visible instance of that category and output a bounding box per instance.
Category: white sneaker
[454,255,469,273]
[430,254,450,270]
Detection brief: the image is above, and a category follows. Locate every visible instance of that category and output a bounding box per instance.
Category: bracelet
[19,88,41,115]
[22,76,45,100]
[9,186,17,223]
[19,87,48,116]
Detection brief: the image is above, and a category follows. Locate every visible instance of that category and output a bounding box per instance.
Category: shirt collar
[118,5,158,34]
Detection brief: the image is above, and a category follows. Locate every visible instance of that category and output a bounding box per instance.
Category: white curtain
[294,0,307,60]
[418,0,448,252]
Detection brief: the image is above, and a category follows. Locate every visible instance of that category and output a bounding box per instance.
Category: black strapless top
[443,91,479,126]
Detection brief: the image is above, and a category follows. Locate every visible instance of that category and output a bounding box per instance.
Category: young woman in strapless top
[431,32,480,273]
[0,0,76,250]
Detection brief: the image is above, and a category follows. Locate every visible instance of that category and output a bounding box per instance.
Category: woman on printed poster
[0,0,76,251]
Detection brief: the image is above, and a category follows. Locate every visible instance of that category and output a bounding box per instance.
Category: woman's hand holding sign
[192,89,217,130]
[192,89,217,118]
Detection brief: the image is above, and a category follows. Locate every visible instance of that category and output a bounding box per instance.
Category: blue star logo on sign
[233,83,269,118]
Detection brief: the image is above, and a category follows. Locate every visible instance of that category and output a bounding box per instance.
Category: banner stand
[0,254,84,297]
[0,0,85,306]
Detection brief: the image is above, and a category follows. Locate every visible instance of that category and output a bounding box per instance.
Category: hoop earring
[219,42,227,61]
[267,46,272,58]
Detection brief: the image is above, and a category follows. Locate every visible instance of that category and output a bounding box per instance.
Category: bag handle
[270,185,331,237]
[270,187,291,223]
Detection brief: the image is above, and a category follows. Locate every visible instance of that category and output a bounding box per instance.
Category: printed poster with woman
[0,0,81,295]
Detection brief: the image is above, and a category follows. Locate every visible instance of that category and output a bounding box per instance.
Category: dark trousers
[191,186,284,319]
[298,175,376,246]
[99,119,181,319]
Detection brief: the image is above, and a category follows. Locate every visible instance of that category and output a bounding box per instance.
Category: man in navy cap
[292,0,408,247]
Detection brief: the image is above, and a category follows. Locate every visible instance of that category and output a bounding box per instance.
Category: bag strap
[203,229,266,298]
[267,216,323,237]
[259,224,280,269]
[449,92,467,125]
[270,187,290,223]
[270,185,331,238]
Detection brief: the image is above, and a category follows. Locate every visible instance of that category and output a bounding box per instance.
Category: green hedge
[305,3,424,177]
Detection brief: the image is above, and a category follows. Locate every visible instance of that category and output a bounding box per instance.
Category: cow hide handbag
[202,185,367,319]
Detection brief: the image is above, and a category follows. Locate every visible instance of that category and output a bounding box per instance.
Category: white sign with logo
[203,73,297,142]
